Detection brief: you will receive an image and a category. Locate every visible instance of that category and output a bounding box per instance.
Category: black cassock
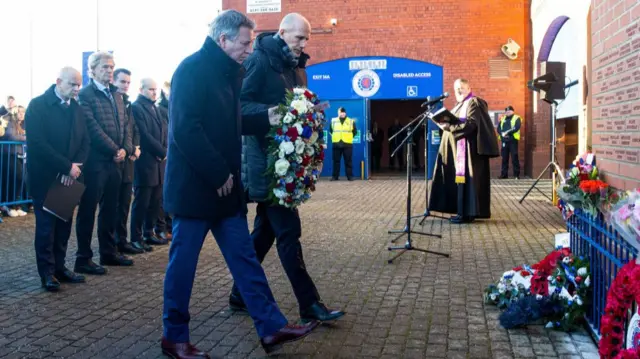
[428,96,500,219]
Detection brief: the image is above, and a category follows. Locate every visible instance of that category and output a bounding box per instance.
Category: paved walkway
[0,179,600,358]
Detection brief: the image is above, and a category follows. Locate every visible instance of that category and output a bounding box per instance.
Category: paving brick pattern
[0,179,600,358]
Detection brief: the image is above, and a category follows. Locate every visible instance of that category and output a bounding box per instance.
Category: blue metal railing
[0,141,31,208]
[567,208,638,338]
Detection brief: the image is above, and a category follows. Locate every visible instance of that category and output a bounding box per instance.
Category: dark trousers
[130,185,162,243]
[34,198,72,278]
[155,193,171,235]
[372,148,382,171]
[115,181,133,246]
[163,213,287,342]
[231,202,320,310]
[389,146,404,169]
[501,140,520,177]
[332,145,353,179]
[75,162,121,262]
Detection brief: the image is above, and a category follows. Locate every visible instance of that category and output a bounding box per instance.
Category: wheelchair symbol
[407,86,418,97]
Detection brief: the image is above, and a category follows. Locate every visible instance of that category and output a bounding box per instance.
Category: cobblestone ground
[0,179,600,358]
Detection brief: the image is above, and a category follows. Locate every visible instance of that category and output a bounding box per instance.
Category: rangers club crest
[352,69,381,98]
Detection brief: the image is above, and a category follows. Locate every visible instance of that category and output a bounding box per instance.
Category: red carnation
[301,155,311,166]
[304,90,313,99]
[296,168,305,177]
[513,266,523,271]
[317,151,325,161]
[285,182,296,193]
[520,270,531,277]
[286,127,298,141]
[276,128,283,135]
[307,113,313,121]
[291,109,298,116]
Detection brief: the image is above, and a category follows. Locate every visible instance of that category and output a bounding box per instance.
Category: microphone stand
[412,100,449,225]
[386,113,448,264]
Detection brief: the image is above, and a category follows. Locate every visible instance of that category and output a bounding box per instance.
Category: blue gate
[306,56,444,179]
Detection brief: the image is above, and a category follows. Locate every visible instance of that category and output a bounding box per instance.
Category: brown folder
[42,176,85,222]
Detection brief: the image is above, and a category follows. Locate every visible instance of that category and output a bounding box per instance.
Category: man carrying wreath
[236,12,345,323]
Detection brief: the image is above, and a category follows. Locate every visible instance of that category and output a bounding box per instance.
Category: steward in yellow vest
[498,105,521,179]
[329,107,357,181]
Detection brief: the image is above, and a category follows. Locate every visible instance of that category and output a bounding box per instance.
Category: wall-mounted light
[330,18,338,26]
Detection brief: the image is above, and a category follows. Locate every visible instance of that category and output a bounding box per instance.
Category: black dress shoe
[54,268,86,283]
[498,175,508,179]
[450,215,474,224]
[131,241,153,252]
[144,235,168,246]
[119,242,144,255]
[100,254,134,266]
[330,177,339,181]
[300,302,345,323]
[261,321,319,354]
[161,337,211,359]
[74,260,107,275]
[347,177,354,181]
[229,292,248,313]
[41,275,60,292]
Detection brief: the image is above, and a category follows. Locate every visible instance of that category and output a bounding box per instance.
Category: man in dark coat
[112,68,144,255]
[233,12,345,324]
[428,78,500,223]
[25,67,89,291]
[155,80,173,237]
[161,10,317,359]
[130,78,169,251]
[75,51,135,275]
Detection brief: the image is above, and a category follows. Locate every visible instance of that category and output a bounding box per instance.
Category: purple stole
[454,93,475,184]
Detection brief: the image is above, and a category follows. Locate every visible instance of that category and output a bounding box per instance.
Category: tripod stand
[519,101,566,203]
[387,114,449,264]
[412,102,449,225]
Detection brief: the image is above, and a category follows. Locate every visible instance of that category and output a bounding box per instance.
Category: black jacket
[132,95,167,187]
[25,85,89,199]
[241,32,310,201]
[122,93,139,183]
[78,79,133,170]
[163,37,270,220]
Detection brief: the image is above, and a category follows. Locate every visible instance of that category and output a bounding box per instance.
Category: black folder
[428,107,460,125]
[42,177,85,222]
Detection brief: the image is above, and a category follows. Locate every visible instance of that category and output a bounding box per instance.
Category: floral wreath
[599,261,640,359]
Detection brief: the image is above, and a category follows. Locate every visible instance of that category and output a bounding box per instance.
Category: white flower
[273,188,287,199]
[562,257,571,264]
[274,159,290,176]
[545,322,554,328]
[279,141,295,155]
[584,276,590,287]
[305,146,315,156]
[290,99,308,114]
[279,149,286,159]
[547,276,553,281]
[294,123,304,135]
[293,88,305,95]
[498,287,506,294]
[279,199,285,205]
[490,294,497,301]
[283,113,295,124]
[295,139,305,154]
[536,294,543,300]
[577,267,588,277]
[576,296,583,306]
[285,175,294,183]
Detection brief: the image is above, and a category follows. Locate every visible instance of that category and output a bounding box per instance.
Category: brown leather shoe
[260,321,319,354]
[161,337,210,359]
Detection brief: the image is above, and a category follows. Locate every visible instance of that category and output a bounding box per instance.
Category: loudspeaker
[539,61,566,103]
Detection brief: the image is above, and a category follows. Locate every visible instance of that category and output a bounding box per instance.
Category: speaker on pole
[539,61,566,103]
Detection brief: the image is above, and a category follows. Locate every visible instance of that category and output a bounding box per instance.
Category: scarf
[454,92,475,184]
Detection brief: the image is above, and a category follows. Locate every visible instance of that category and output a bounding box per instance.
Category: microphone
[421,92,449,107]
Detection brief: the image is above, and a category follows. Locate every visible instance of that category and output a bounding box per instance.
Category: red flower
[286,127,298,141]
[521,270,531,277]
[276,128,283,135]
[513,266,523,271]
[285,182,296,193]
[304,90,313,99]
[296,168,305,178]
[291,109,298,116]
[575,276,582,283]
[301,155,311,166]
[307,113,313,121]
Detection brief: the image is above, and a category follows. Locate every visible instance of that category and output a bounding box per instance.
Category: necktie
[104,89,117,115]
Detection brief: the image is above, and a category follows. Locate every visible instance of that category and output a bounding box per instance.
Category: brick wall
[591,0,640,190]
[223,0,535,177]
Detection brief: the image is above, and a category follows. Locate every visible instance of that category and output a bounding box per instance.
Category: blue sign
[307,57,444,179]
[307,56,443,101]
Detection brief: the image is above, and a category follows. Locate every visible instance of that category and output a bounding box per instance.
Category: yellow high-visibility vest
[331,117,354,144]
[499,115,521,141]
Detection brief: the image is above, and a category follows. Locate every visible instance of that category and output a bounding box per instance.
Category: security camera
[330,18,338,26]
[501,38,520,60]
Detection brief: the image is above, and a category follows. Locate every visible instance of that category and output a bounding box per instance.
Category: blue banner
[306,56,444,101]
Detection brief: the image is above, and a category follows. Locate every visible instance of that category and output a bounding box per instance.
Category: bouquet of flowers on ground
[607,189,640,242]
[265,87,327,209]
[484,248,591,331]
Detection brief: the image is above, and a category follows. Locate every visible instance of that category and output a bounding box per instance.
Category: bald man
[238,12,345,323]
[25,67,90,291]
[130,78,169,250]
